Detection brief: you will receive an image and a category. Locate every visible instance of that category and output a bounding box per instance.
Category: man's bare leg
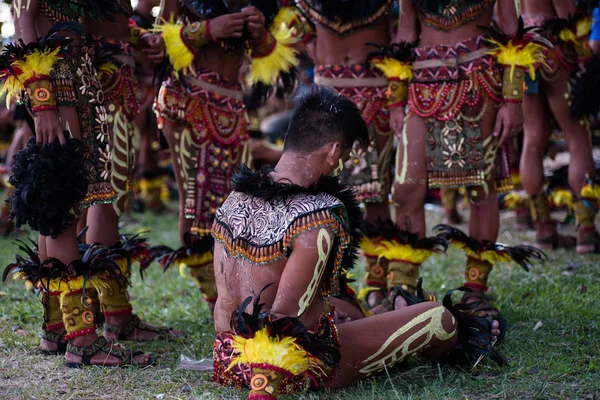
[544,68,597,252]
[326,302,457,388]
[521,77,575,248]
[162,124,194,244]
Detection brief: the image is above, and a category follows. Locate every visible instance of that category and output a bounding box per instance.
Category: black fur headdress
[8,137,89,238]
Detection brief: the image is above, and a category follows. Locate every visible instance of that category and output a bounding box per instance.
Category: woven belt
[412,47,490,70]
[183,74,243,100]
[314,75,388,88]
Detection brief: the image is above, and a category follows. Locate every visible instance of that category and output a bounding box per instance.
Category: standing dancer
[153,0,299,312]
[2,0,156,366]
[386,0,544,332]
[520,0,597,251]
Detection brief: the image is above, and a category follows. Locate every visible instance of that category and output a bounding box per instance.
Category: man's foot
[65,335,154,368]
[104,314,183,342]
[461,290,503,341]
[365,288,386,309]
[39,329,67,355]
[536,221,576,250]
[514,211,534,231]
[576,228,600,254]
[442,209,463,225]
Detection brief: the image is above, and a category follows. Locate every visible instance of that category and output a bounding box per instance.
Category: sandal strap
[66,336,133,364]
[105,314,171,339]
[42,330,65,344]
[104,314,140,338]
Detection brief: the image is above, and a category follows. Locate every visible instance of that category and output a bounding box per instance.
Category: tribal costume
[210,167,360,395]
[404,35,513,193]
[295,0,395,203]
[152,1,299,307]
[88,34,139,213]
[211,167,511,399]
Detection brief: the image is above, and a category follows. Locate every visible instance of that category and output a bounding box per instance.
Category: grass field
[0,202,599,400]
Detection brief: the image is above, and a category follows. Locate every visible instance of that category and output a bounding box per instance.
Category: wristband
[502,66,525,103]
[251,30,276,58]
[26,79,57,113]
[182,20,213,50]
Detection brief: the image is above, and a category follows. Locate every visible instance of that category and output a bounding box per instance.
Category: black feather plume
[434,224,546,272]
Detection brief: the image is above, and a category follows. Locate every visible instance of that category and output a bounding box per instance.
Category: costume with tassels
[212,167,513,398]
[153,1,300,237]
[291,0,395,203]
[393,14,548,194]
[211,166,362,395]
[155,232,217,307]
[435,224,545,337]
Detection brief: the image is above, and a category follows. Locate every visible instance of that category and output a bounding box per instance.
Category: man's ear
[326,141,342,166]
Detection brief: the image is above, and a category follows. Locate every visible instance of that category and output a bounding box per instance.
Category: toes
[394,296,408,310]
[492,320,500,329]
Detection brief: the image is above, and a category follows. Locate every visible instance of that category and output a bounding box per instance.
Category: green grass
[0,202,599,400]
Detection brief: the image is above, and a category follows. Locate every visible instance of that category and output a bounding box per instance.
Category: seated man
[211,86,504,399]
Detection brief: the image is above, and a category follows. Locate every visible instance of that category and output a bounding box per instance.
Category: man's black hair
[283,85,369,153]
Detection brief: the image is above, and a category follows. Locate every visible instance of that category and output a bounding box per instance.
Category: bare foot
[536,221,576,250]
[442,209,463,225]
[576,228,600,254]
[104,314,183,342]
[39,328,67,355]
[366,289,385,309]
[462,291,502,341]
[65,333,153,367]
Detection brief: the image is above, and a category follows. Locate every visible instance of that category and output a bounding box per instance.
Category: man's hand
[140,33,165,63]
[390,106,406,138]
[493,102,524,146]
[34,110,66,145]
[210,13,245,40]
[241,6,266,41]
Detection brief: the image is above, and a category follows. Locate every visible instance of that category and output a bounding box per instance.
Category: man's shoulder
[214,190,345,247]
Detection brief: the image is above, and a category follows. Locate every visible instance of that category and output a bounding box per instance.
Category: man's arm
[553,0,576,19]
[394,0,418,43]
[270,227,335,323]
[13,0,38,43]
[388,0,418,135]
[496,0,519,36]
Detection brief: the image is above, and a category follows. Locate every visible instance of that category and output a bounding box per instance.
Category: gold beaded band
[251,30,277,58]
[502,66,525,103]
[464,257,493,291]
[25,78,57,113]
[183,20,213,50]
[127,19,149,48]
